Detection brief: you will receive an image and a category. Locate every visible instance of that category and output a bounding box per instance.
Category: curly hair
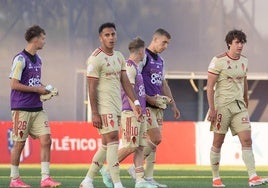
[24,25,45,42]
[225,29,247,49]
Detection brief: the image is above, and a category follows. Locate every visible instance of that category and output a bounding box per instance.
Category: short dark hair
[98,22,116,34]
[25,25,45,42]
[154,28,171,39]
[128,37,145,52]
[225,29,247,49]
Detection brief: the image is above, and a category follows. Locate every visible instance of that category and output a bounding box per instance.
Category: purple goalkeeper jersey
[141,48,164,96]
[10,50,43,110]
[122,59,146,114]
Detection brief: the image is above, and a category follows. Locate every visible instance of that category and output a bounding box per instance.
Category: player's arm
[206,72,218,122]
[87,77,102,129]
[162,79,180,119]
[86,55,103,128]
[126,66,137,110]
[243,76,249,108]
[121,70,142,118]
[10,79,48,95]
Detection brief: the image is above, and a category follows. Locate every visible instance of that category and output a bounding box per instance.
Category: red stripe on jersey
[216,52,227,58]
[208,71,219,75]
[92,48,102,57]
[87,76,99,80]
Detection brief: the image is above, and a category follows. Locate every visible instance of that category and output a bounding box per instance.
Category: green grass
[1,165,268,188]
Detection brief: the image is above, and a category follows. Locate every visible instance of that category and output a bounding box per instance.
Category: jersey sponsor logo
[28,76,41,86]
[138,84,145,97]
[151,72,162,86]
[105,70,121,77]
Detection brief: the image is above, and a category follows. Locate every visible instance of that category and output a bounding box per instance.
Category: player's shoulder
[215,52,227,59]
[114,50,124,58]
[91,48,102,57]
[14,54,26,63]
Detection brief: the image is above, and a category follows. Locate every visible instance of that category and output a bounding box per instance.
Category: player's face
[35,33,46,50]
[99,27,117,53]
[154,35,170,53]
[228,38,244,57]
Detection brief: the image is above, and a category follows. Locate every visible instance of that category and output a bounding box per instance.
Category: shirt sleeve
[9,55,26,80]
[86,55,101,78]
[208,56,221,75]
[126,63,137,85]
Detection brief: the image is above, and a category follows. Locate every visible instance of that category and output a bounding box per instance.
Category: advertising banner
[0,121,196,164]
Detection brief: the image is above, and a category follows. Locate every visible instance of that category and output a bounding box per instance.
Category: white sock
[10,165,19,179]
[114,181,123,188]
[84,176,93,183]
[41,162,50,180]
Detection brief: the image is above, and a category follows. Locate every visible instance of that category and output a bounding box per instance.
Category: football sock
[135,166,145,183]
[10,165,19,179]
[144,150,156,178]
[242,147,256,177]
[114,181,124,188]
[210,148,221,178]
[143,139,157,158]
[41,162,50,180]
[86,145,107,179]
[107,141,120,183]
[143,145,152,158]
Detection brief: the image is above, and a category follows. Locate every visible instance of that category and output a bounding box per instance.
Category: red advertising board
[0,121,195,164]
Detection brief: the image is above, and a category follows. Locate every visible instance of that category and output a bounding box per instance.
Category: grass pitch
[0,165,268,188]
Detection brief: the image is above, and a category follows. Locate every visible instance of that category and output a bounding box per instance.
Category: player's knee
[241,138,252,147]
[150,137,162,146]
[13,141,26,152]
[40,136,52,148]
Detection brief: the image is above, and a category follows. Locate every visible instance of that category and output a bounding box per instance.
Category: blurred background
[1,0,268,121]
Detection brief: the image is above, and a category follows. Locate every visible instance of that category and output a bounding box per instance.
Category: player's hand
[172,105,180,119]
[36,86,50,95]
[207,108,217,123]
[92,113,102,129]
[134,105,143,122]
[146,95,157,106]
[40,85,59,102]
[155,94,172,109]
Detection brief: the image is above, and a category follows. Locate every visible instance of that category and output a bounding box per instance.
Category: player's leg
[10,111,31,188]
[100,112,139,188]
[102,115,124,188]
[80,144,107,188]
[210,133,225,187]
[234,109,268,186]
[144,108,166,187]
[144,127,160,178]
[31,110,61,187]
[210,105,231,187]
[118,110,140,162]
[134,119,147,183]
